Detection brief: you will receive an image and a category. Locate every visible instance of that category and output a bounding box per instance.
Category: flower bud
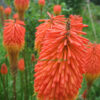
[18,59,25,71]
[4,7,12,18]
[1,63,8,75]
[38,0,45,7]
[53,5,61,15]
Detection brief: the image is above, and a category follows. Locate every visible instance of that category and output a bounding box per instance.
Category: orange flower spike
[1,64,8,75]
[35,13,66,53]
[53,5,61,15]
[85,43,100,87]
[38,0,45,7]
[34,17,89,100]
[14,0,29,20]
[14,0,29,11]
[3,19,25,52]
[18,59,25,71]
[38,0,45,16]
[3,19,25,76]
[70,15,88,35]
[4,7,12,18]
[13,13,19,20]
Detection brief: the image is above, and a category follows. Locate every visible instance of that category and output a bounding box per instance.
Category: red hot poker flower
[4,7,12,17]
[38,0,45,7]
[70,15,88,35]
[85,43,100,87]
[3,19,25,76]
[53,5,61,15]
[13,13,19,20]
[1,64,8,75]
[35,13,66,53]
[14,0,29,12]
[18,59,25,71]
[14,0,29,20]
[3,19,25,52]
[34,18,89,100]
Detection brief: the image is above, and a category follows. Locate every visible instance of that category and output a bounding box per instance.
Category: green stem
[2,75,8,100]
[20,71,24,100]
[13,76,17,100]
[22,49,29,100]
[0,10,4,26]
[40,7,43,18]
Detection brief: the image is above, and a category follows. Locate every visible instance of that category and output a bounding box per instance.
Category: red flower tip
[38,0,45,7]
[0,6,4,12]
[82,89,87,99]
[1,63,8,75]
[85,43,100,85]
[31,54,36,62]
[3,19,25,52]
[18,59,25,71]
[53,5,61,15]
[14,0,29,12]
[4,7,11,16]
[13,13,19,20]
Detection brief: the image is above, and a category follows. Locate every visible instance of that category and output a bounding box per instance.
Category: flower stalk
[0,6,4,26]
[2,75,8,100]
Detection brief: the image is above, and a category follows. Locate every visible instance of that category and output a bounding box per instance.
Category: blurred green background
[0,0,100,100]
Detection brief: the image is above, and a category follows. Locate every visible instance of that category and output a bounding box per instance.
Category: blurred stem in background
[87,0,97,41]
[22,48,29,100]
[0,6,4,27]
[20,71,24,100]
[2,75,8,100]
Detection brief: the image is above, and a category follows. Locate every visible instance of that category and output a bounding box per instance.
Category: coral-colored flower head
[35,13,66,53]
[53,5,61,15]
[70,15,88,35]
[38,0,45,7]
[34,15,89,100]
[1,63,8,75]
[4,7,12,16]
[13,13,19,20]
[85,43,100,86]
[3,19,25,53]
[14,0,29,12]
[18,59,25,71]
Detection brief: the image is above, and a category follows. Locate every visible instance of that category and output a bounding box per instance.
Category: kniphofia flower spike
[53,5,61,15]
[4,7,12,18]
[34,15,89,100]
[38,0,45,7]
[85,43,100,87]
[35,12,66,53]
[3,19,25,76]
[14,0,29,20]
